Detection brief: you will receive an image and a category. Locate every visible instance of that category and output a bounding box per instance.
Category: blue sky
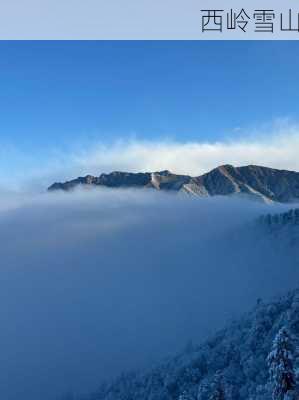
[1,41,299,146]
[1,41,299,187]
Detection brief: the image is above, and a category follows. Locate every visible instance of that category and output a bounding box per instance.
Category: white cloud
[62,128,299,179]
[2,124,299,191]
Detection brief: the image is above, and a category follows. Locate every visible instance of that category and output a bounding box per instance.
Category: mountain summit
[48,165,299,203]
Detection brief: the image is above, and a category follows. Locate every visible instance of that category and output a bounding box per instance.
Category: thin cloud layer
[74,132,299,176]
[3,127,299,191]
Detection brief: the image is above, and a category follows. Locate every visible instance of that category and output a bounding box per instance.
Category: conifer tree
[179,391,191,400]
[267,327,296,400]
[208,371,225,400]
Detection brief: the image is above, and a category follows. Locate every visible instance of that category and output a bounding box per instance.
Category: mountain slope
[81,289,299,400]
[48,165,299,203]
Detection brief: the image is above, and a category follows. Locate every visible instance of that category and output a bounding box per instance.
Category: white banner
[0,0,299,39]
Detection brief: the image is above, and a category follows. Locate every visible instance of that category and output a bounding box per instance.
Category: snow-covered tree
[267,327,296,400]
[208,371,225,400]
[74,290,299,400]
[179,391,192,400]
[197,378,210,400]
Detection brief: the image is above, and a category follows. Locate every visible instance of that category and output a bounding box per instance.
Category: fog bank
[0,189,297,400]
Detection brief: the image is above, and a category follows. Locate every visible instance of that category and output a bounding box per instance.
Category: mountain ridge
[79,288,299,400]
[48,164,299,203]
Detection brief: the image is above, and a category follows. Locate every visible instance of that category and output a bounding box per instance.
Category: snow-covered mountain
[79,288,299,400]
[48,165,299,203]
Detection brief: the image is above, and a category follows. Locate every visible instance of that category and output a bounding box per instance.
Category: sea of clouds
[0,187,298,400]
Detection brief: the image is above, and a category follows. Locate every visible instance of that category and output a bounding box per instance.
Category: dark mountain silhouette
[48,164,299,203]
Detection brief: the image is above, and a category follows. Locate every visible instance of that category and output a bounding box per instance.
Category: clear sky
[1,41,299,145]
[1,40,299,187]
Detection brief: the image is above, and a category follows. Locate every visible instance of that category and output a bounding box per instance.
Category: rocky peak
[48,164,299,204]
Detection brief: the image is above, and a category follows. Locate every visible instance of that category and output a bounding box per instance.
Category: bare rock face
[48,164,299,204]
